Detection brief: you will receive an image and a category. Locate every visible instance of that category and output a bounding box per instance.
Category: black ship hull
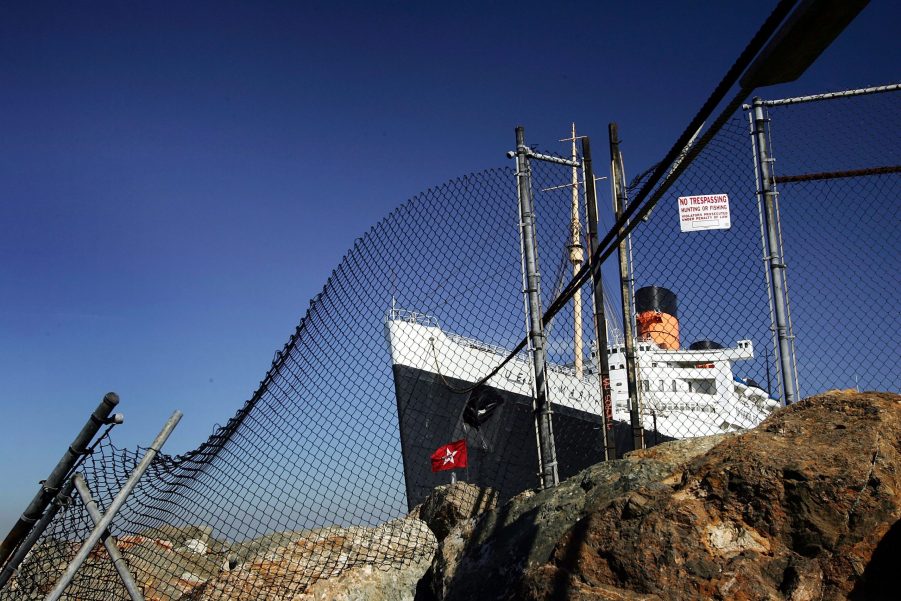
[392,364,670,509]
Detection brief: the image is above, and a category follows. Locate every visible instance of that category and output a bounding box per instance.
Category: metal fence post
[581,136,616,461]
[608,124,644,451]
[514,126,559,489]
[0,479,76,590]
[43,410,182,601]
[751,98,798,404]
[72,474,146,601]
[0,392,120,575]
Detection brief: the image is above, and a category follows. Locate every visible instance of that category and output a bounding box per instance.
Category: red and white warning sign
[678,194,731,232]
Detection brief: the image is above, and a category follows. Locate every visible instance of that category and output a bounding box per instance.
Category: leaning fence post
[0,392,121,580]
[43,410,182,601]
[750,98,798,404]
[72,474,146,601]
[0,479,76,590]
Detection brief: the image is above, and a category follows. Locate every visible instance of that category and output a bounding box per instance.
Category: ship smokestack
[635,286,680,349]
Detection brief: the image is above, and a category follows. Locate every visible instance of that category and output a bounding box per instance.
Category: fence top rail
[742,82,901,108]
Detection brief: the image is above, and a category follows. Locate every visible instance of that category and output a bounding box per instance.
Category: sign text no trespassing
[678,194,731,232]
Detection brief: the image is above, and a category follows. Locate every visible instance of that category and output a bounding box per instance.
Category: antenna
[561,123,585,378]
[390,270,397,315]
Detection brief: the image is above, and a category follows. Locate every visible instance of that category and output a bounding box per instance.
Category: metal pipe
[0,392,120,571]
[523,149,581,168]
[751,99,798,404]
[775,165,901,184]
[0,479,75,590]
[73,474,146,601]
[514,126,559,489]
[43,410,182,601]
[749,82,901,107]
[608,124,644,451]
[581,136,616,461]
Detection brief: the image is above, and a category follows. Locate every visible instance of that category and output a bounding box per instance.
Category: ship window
[672,381,678,392]
[642,380,649,392]
[689,380,717,395]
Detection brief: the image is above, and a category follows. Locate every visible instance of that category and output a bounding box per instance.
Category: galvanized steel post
[608,124,644,451]
[751,98,798,404]
[0,479,75,590]
[73,474,146,601]
[0,392,120,574]
[514,126,559,489]
[43,410,182,601]
[581,136,616,461]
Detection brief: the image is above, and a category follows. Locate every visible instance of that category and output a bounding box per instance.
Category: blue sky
[1,1,897,533]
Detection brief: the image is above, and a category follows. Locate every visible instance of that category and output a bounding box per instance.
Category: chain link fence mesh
[762,88,901,396]
[2,85,898,600]
[625,115,781,438]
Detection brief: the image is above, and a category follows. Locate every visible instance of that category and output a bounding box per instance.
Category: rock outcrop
[11,391,897,601]
[419,391,900,601]
[13,517,436,601]
[417,482,499,542]
[188,517,436,601]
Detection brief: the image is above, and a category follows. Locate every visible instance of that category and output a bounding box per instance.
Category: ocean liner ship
[386,126,778,508]
[385,285,778,508]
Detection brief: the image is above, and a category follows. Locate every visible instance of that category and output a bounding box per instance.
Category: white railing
[385,308,439,327]
[446,332,516,359]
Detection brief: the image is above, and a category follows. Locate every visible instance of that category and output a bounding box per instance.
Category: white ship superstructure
[387,308,778,441]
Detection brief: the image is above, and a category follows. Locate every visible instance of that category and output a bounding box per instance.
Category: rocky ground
[418,391,900,601]
[8,390,898,601]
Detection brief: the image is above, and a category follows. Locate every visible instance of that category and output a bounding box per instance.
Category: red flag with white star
[430,439,468,472]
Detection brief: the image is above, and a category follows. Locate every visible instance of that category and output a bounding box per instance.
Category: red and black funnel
[635,286,680,350]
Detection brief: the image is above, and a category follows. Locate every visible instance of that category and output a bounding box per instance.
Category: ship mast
[562,123,585,378]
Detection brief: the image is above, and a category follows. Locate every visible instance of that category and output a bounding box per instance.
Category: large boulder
[420,391,900,601]
[418,482,499,541]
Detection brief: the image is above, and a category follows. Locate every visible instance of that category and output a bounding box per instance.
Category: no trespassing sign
[678,194,731,232]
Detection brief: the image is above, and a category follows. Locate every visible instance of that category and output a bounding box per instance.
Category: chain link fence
[625,112,784,439]
[1,84,898,601]
[624,84,899,439]
[2,158,614,600]
[761,86,900,397]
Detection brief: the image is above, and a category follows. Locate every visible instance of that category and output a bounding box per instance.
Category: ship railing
[388,308,586,376]
[385,308,439,328]
[450,333,585,378]
[445,332,522,359]
[546,362,584,379]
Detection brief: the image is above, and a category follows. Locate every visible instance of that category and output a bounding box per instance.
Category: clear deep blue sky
[1,1,897,532]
